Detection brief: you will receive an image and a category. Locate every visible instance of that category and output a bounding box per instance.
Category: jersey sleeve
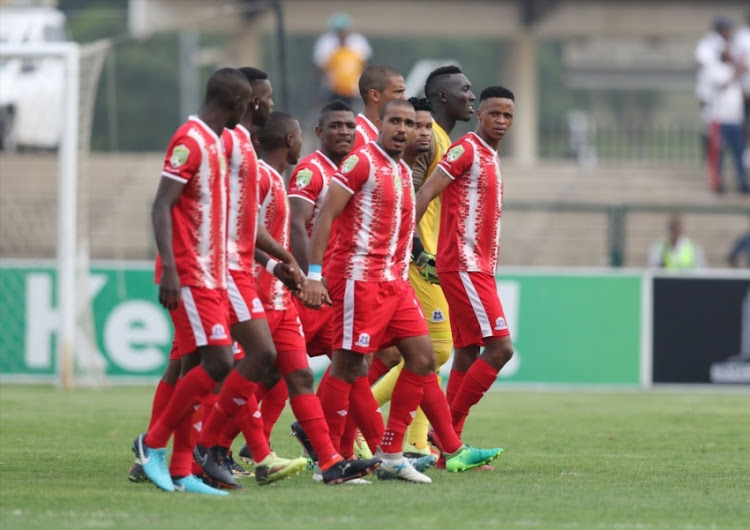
[332,152,370,194]
[288,164,324,205]
[437,139,473,180]
[257,166,271,206]
[162,133,202,183]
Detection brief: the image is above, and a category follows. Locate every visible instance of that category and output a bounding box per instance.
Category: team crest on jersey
[210,324,228,340]
[430,310,445,323]
[446,145,465,162]
[494,317,507,331]
[170,144,190,168]
[355,332,371,347]
[295,168,313,189]
[341,155,359,174]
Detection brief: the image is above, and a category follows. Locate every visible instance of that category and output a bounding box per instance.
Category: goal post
[0,40,110,388]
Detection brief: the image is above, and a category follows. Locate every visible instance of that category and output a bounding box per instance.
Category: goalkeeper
[371,66,476,459]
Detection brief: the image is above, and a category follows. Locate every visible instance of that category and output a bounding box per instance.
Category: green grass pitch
[1,385,748,529]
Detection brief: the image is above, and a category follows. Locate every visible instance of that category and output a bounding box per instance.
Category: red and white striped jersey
[287,149,339,271]
[327,142,414,282]
[436,132,504,274]
[223,124,259,273]
[254,159,292,310]
[155,115,228,289]
[352,113,378,151]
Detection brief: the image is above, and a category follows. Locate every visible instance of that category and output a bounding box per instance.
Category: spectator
[695,16,733,163]
[731,9,750,168]
[705,46,748,193]
[313,12,372,107]
[647,215,707,270]
[728,229,750,268]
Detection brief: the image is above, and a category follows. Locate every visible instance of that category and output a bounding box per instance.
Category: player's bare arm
[410,134,436,192]
[288,197,315,274]
[255,223,304,289]
[151,177,185,310]
[415,166,453,224]
[300,180,352,308]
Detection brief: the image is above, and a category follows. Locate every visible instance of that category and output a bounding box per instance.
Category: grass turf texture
[1,386,748,530]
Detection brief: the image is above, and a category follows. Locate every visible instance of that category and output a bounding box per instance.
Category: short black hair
[424,65,463,99]
[205,67,250,107]
[408,97,432,113]
[238,66,268,85]
[358,64,402,101]
[479,85,515,103]
[318,99,353,126]
[380,99,414,120]
[255,111,298,150]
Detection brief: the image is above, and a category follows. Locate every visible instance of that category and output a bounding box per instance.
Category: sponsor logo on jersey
[252,298,264,313]
[430,309,445,323]
[170,144,190,168]
[219,153,227,175]
[355,332,371,347]
[446,145,465,162]
[494,317,507,331]
[210,323,228,340]
[341,155,359,174]
[295,168,313,189]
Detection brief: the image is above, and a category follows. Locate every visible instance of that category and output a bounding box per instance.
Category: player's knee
[286,368,314,395]
[486,340,513,368]
[433,339,453,370]
[202,347,234,381]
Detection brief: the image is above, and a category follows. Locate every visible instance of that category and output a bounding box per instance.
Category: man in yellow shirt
[371,65,476,457]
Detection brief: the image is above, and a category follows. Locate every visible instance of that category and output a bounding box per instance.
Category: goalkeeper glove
[414,250,440,285]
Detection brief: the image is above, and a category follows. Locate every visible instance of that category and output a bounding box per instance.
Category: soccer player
[352,64,406,150]
[301,99,501,483]
[132,68,253,495]
[415,85,516,442]
[250,112,380,484]
[371,66,477,459]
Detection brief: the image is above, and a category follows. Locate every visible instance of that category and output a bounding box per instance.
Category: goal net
[0,39,111,388]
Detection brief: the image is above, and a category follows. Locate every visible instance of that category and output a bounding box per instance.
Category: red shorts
[170,286,233,356]
[227,269,266,325]
[293,297,334,357]
[328,277,428,354]
[265,305,309,375]
[439,271,510,348]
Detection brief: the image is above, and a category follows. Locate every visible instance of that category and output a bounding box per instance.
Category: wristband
[307,264,322,281]
[265,258,279,274]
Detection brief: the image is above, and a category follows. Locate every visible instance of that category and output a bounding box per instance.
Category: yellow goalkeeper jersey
[414,120,451,255]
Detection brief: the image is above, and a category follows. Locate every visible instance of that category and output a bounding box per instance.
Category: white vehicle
[0,5,68,150]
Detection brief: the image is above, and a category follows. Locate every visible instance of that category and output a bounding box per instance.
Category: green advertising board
[0,262,642,385]
[490,272,641,385]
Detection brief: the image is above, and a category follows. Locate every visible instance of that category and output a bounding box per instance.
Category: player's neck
[377,140,403,163]
[261,151,289,176]
[197,106,229,137]
[433,108,456,135]
[320,147,344,166]
[475,128,500,151]
[362,106,379,126]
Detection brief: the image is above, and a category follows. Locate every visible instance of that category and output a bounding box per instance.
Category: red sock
[368,356,389,385]
[318,375,352,453]
[450,358,498,438]
[235,394,271,463]
[146,365,218,448]
[217,417,241,449]
[339,413,358,459]
[198,370,257,448]
[148,379,175,431]
[260,379,288,443]
[290,393,340,464]
[445,369,466,408]
[316,366,331,398]
[348,376,384,453]
[169,402,200,478]
[381,369,425,454]
[419,372,462,454]
[198,392,218,433]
